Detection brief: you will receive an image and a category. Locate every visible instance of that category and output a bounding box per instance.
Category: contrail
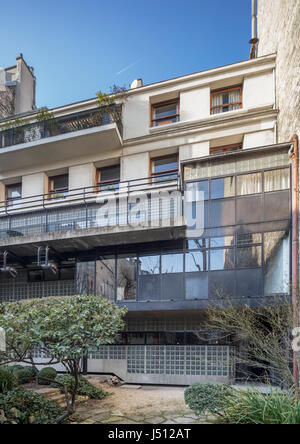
[116,58,143,76]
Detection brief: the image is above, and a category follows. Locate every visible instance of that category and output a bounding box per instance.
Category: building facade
[0,48,295,384]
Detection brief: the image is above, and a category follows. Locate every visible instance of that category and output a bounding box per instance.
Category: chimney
[130,79,143,89]
[249,0,259,59]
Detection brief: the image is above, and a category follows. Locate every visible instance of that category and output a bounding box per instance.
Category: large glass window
[210,236,234,248]
[236,246,262,268]
[117,255,137,301]
[95,256,116,302]
[139,255,160,275]
[49,174,69,199]
[151,100,179,126]
[211,86,242,114]
[264,231,289,295]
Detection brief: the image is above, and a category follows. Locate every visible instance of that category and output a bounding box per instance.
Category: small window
[151,100,179,127]
[97,165,120,192]
[49,174,68,199]
[151,155,178,183]
[211,86,242,115]
[210,144,242,156]
[6,183,22,207]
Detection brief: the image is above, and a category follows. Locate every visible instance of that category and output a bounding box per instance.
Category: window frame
[150,154,179,184]
[48,174,69,198]
[151,99,180,127]
[96,165,120,191]
[5,183,22,207]
[210,85,243,115]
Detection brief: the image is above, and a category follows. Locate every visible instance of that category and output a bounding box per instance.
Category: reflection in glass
[139,256,160,275]
[264,168,290,192]
[95,257,116,302]
[236,233,262,245]
[161,254,183,274]
[187,238,208,250]
[264,231,289,295]
[76,261,95,295]
[210,249,235,270]
[237,173,262,195]
[236,246,261,268]
[117,255,137,301]
[185,252,208,272]
[185,180,209,201]
[211,177,235,199]
[210,236,234,248]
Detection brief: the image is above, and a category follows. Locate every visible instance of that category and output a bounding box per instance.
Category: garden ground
[67,377,208,424]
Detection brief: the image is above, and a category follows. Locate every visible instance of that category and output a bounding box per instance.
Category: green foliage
[15,368,35,385]
[38,367,57,385]
[96,90,115,107]
[0,387,63,424]
[10,365,25,373]
[223,389,300,424]
[184,383,234,417]
[0,366,18,393]
[36,107,54,122]
[52,375,108,400]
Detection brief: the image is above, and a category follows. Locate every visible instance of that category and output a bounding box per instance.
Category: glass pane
[210,236,234,248]
[237,173,262,195]
[52,175,68,190]
[264,231,289,295]
[185,251,208,272]
[117,255,137,301]
[187,238,208,250]
[7,185,22,199]
[236,246,262,268]
[139,255,160,275]
[264,168,290,192]
[236,233,262,245]
[152,156,178,173]
[185,180,209,201]
[211,177,235,199]
[99,165,120,182]
[76,261,95,295]
[210,249,235,270]
[161,253,183,274]
[154,103,178,119]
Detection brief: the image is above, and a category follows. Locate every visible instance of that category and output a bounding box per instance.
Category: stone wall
[257,0,300,143]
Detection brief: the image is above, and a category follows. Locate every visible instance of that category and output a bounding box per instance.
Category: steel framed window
[211,85,243,115]
[151,99,179,127]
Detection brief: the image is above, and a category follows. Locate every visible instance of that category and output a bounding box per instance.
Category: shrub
[15,368,36,385]
[38,367,57,385]
[0,387,63,424]
[223,389,300,424]
[0,366,18,393]
[10,365,24,373]
[52,375,108,400]
[184,383,234,417]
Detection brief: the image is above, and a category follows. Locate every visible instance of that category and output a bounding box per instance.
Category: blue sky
[1,0,252,109]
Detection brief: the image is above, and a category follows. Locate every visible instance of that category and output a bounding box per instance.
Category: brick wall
[257,0,300,143]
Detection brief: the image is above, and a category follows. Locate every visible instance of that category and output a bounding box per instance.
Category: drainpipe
[289,134,299,387]
[249,0,259,59]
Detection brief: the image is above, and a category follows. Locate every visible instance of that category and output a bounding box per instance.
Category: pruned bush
[38,367,57,385]
[184,383,234,417]
[0,387,63,424]
[52,375,108,400]
[223,389,300,424]
[15,368,36,385]
[10,365,24,373]
[0,366,18,393]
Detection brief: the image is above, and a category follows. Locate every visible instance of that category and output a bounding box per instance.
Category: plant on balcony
[96,85,126,124]
[0,295,127,417]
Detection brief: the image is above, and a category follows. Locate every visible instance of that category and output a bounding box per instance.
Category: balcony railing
[0,104,123,149]
[0,173,182,240]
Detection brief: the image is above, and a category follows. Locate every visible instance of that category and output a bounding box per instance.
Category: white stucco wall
[179,141,209,162]
[243,129,275,149]
[121,152,149,182]
[243,72,274,110]
[22,172,46,198]
[180,87,210,122]
[69,163,96,190]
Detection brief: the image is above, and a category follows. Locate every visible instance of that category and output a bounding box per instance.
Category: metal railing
[0,173,182,240]
[0,104,123,149]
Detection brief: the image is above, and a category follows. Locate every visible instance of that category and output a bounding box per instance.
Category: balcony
[0,173,186,256]
[0,105,123,172]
